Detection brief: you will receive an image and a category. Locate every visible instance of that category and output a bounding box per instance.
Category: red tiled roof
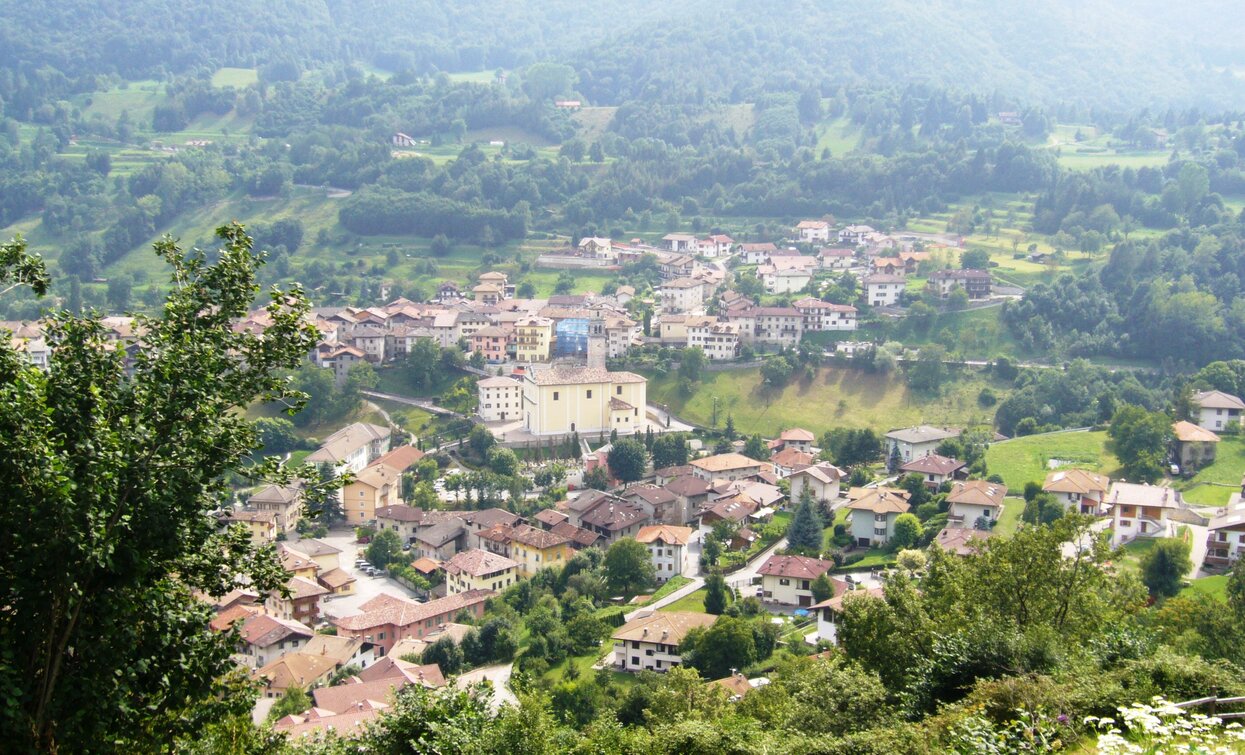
[332,590,492,633]
[758,554,834,580]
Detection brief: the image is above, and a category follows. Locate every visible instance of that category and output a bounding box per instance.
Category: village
[6,218,1245,739]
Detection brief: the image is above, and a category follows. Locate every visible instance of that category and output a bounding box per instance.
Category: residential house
[412,518,468,561]
[710,673,770,701]
[341,461,401,524]
[945,480,1007,529]
[885,426,961,464]
[444,549,520,595]
[246,484,305,533]
[792,297,857,331]
[252,635,377,699]
[332,590,492,654]
[899,454,966,489]
[612,610,717,673]
[1173,421,1221,470]
[788,463,843,509]
[838,225,877,245]
[1192,390,1245,431]
[701,234,735,258]
[770,447,815,477]
[657,314,689,344]
[218,509,278,545]
[576,497,650,543]
[759,260,816,294]
[660,278,705,313]
[1106,482,1199,545]
[664,474,712,524]
[846,487,912,547]
[751,307,804,348]
[740,243,780,265]
[306,422,391,476]
[318,345,366,385]
[508,523,574,577]
[236,613,314,669]
[795,220,832,243]
[870,257,904,276]
[927,269,992,300]
[268,575,329,625]
[817,247,855,270]
[514,316,555,363]
[861,274,905,307]
[477,375,524,422]
[697,494,760,535]
[776,428,816,453]
[578,237,615,260]
[375,505,452,544]
[812,587,883,644]
[635,525,694,582]
[520,366,648,437]
[690,453,767,482]
[625,484,685,525]
[759,555,836,607]
[1206,491,1245,567]
[470,325,513,363]
[662,233,698,253]
[932,526,997,556]
[1042,469,1110,515]
[687,317,741,361]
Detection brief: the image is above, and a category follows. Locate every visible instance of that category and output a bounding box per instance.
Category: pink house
[470,325,513,363]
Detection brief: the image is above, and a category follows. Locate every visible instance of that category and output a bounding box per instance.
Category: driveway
[456,663,517,711]
[726,536,788,591]
[302,531,421,622]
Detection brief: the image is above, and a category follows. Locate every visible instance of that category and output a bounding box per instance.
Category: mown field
[984,430,1119,491]
[646,364,1004,437]
[1176,435,1245,506]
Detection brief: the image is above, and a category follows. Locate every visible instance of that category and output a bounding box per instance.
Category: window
[553,391,559,400]
[779,578,790,586]
[586,390,592,399]
[616,386,623,395]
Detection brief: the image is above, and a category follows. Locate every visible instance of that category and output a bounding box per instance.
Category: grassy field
[815,115,861,155]
[446,70,502,84]
[658,588,707,613]
[880,305,1025,359]
[1056,150,1170,171]
[211,67,259,88]
[646,364,1003,437]
[994,499,1026,536]
[1117,538,1157,573]
[370,399,438,436]
[571,107,617,143]
[985,430,1119,491]
[1176,436,1245,506]
[1183,574,1229,601]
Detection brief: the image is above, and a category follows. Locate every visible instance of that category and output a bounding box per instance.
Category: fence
[1174,695,1245,720]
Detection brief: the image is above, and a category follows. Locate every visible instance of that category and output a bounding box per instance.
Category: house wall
[849,510,897,547]
[479,383,523,422]
[790,474,839,504]
[512,542,572,577]
[447,566,516,595]
[761,573,818,606]
[614,639,684,673]
[890,438,943,463]
[1197,406,1243,431]
[647,541,688,582]
[948,502,999,527]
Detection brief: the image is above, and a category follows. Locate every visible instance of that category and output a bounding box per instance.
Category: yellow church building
[521,366,647,436]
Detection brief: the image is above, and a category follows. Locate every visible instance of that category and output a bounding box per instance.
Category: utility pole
[712,396,719,428]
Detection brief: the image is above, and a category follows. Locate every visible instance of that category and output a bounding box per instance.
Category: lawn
[374,365,466,400]
[1056,150,1170,171]
[985,430,1119,492]
[1116,538,1157,574]
[1183,575,1229,602]
[815,115,861,155]
[838,548,895,571]
[211,67,259,88]
[636,575,693,605]
[1176,436,1245,506]
[658,588,707,613]
[881,305,1025,360]
[993,499,1026,536]
[370,399,438,435]
[645,364,1002,437]
[538,640,637,687]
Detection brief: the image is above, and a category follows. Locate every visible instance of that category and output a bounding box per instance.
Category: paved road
[362,390,461,417]
[626,576,705,620]
[457,663,517,711]
[726,536,789,592]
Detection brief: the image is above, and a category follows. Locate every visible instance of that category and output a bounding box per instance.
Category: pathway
[626,576,704,620]
[362,390,462,417]
[457,663,517,711]
[726,536,789,592]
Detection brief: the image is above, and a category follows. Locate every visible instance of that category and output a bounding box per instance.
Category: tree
[1107,405,1171,483]
[487,446,519,477]
[367,528,404,569]
[267,686,311,720]
[106,273,133,311]
[254,416,299,455]
[891,513,923,550]
[682,616,756,679]
[1140,538,1192,598]
[703,572,730,615]
[0,224,320,751]
[467,424,497,459]
[422,634,466,675]
[961,248,990,270]
[430,234,453,257]
[907,345,947,392]
[679,347,707,381]
[811,573,834,603]
[786,491,825,553]
[651,433,688,470]
[761,356,794,386]
[743,433,770,461]
[603,538,655,597]
[582,466,611,491]
[606,438,647,485]
[1021,492,1064,525]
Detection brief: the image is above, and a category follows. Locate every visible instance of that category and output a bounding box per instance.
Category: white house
[838,225,876,246]
[699,234,735,258]
[660,277,706,313]
[1042,469,1110,515]
[845,487,912,547]
[477,376,524,422]
[885,426,961,464]
[795,220,832,244]
[612,611,716,673]
[788,463,843,507]
[861,274,905,307]
[1106,482,1198,545]
[1206,493,1245,568]
[306,422,391,476]
[758,555,836,607]
[945,480,1007,529]
[662,233,698,253]
[635,525,693,582]
[759,266,813,294]
[899,454,965,489]
[792,297,858,331]
[817,247,855,270]
[686,317,740,361]
[740,243,780,265]
[1192,390,1245,432]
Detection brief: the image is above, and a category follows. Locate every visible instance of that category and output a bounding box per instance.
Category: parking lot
[303,532,422,623]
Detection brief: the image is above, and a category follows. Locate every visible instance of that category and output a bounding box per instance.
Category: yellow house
[341,463,401,523]
[522,366,647,436]
[444,549,520,595]
[514,316,554,363]
[508,524,573,577]
[219,510,278,545]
